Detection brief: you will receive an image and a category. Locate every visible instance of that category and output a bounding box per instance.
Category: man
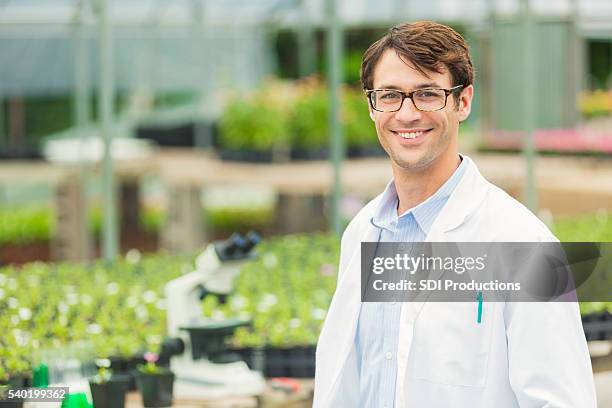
[314,21,596,407]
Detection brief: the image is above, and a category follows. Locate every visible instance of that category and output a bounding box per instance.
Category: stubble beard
[380,128,451,171]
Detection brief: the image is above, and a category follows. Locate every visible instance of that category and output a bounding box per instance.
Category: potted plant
[134,353,175,408]
[342,86,383,157]
[218,80,292,163]
[0,365,19,408]
[88,359,129,408]
[0,356,29,408]
[290,80,329,160]
[107,336,145,391]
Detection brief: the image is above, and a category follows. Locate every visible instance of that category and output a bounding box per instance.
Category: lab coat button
[385,351,392,360]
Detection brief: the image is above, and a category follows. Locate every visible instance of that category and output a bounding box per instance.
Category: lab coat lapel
[401,158,489,317]
[395,158,490,407]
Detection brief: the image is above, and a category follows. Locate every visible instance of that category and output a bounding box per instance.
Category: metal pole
[297,0,316,78]
[75,3,91,129]
[0,96,4,145]
[194,0,210,148]
[97,0,119,261]
[484,0,496,135]
[326,0,344,235]
[0,87,6,205]
[74,0,92,261]
[569,0,581,128]
[521,0,537,212]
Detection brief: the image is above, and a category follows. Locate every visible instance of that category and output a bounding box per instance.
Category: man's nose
[394,97,423,123]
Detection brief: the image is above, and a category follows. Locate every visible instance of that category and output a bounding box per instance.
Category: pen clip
[476,291,483,324]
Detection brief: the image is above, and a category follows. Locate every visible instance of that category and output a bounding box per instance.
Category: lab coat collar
[370,179,399,232]
[425,154,488,238]
[371,154,470,235]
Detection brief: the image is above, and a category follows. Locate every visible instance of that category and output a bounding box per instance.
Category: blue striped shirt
[355,155,468,408]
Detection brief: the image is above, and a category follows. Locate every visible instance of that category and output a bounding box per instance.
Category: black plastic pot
[0,399,24,408]
[231,345,316,378]
[89,375,129,408]
[219,149,274,163]
[287,346,316,377]
[136,123,196,147]
[290,148,328,161]
[0,376,26,407]
[266,346,315,378]
[0,386,24,408]
[582,311,612,341]
[347,145,386,158]
[126,356,147,391]
[135,371,175,408]
[107,355,151,391]
[109,356,135,391]
[0,145,42,160]
[7,376,25,390]
[109,356,130,373]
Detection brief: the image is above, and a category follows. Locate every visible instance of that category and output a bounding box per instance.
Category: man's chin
[391,154,434,171]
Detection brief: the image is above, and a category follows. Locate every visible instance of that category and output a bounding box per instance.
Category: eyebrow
[375,82,442,90]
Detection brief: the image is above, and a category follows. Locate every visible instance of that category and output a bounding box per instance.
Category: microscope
[163,232,266,399]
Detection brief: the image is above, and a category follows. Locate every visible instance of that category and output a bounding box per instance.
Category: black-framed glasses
[365,85,464,112]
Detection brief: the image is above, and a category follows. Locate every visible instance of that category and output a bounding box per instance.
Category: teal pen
[476,291,483,324]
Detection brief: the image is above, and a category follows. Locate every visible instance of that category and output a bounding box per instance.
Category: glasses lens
[372,90,402,112]
[412,89,446,111]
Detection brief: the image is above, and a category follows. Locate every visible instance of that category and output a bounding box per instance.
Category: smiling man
[313,21,596,407]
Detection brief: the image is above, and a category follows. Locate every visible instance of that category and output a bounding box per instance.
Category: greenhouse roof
[1,0,612,27]
[1,0,611,98]
[0,0,300,26]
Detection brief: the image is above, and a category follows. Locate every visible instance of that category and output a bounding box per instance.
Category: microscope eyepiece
[214,231,261,260]
[216,233,245,258]
[243,231,261,252]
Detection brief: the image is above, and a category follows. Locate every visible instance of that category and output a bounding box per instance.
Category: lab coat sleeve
[504,301,597,407]
[313,221,361,407]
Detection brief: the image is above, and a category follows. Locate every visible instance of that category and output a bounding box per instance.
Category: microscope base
[172,359,265,399]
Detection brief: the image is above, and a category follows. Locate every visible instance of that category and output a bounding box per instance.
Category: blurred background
[0,0,611,406]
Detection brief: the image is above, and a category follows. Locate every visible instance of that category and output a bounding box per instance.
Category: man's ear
[369,106,376,122]
[457,84,474,122]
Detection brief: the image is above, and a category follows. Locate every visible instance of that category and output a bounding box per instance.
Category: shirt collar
[371,155,469,234]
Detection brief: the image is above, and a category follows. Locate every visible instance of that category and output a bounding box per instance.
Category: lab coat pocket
[408,302,493,387]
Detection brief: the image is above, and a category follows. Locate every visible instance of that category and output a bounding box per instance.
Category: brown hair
[360,21,474,103]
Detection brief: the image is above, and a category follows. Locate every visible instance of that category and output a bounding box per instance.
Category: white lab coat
[314,157,596,408]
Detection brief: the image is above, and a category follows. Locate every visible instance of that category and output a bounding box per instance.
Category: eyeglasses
[365,85,464,112]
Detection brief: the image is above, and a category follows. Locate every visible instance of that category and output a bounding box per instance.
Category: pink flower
[144,352,159,364]
[320,263,335,276]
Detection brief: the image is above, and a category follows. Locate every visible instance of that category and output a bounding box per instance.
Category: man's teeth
[398,131,424,139]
